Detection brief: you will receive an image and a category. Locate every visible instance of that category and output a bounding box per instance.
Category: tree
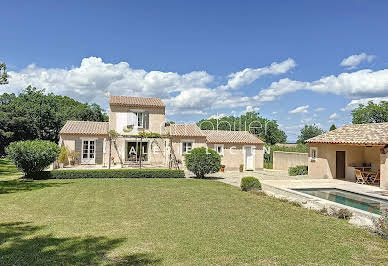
[352,101,388,124]
[0,62,8,85]
[297,125,325,144]
[184,147,221,178]
[6,140,60,179]
[197,111,286,145]
[0,86,108,155]
[329,124,337,131]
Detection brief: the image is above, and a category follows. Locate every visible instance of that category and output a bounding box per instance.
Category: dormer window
[136,112,144,127]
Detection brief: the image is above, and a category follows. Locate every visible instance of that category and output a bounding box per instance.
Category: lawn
[0,159,387,265]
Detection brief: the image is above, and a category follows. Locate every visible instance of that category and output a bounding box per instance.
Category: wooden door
[336,151,345,179]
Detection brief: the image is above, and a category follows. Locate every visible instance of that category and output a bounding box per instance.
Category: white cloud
[208,113,226,119]
[243,105,260,113]
[220,58,296,89]
[314,107,325,112]
[301,118,312,123]
[329,113,337,119]
[343,96,388,111]
[289,105,309,114]
[257,69,388,102]
[4,56,275,115]
[340,53,375,70]
[271,111,278,115]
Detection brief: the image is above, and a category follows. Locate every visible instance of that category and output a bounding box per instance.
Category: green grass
[0,159,387,265]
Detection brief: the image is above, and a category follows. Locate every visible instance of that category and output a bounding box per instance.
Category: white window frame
[310,147,318,161]
[181,139,194,155]
[135,112,144,128]
[214,144,224,156]
[81,137,97,164]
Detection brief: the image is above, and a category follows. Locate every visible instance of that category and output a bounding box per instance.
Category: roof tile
[307,122,388,145]
[202,130,264,145]
[110,96,165,108]
[60,121,109,135]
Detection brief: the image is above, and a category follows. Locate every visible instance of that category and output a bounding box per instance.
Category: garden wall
[273,151,308,170]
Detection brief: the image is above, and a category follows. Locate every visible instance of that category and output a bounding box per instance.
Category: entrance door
[126,141,148,162]
[244,146,254,170]
[336,151,345,179]
[82,140,95,164]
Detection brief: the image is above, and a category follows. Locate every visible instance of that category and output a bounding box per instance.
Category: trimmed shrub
[6,140,60,178]
[31,168,185,179]
[184,147,221,178]
[241,176,261,192]
[288,165,308,176]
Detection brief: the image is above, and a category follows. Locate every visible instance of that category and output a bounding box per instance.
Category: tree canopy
[197,111,286,145]
[352,101,388,124]
[297,124,325,144]
[0,62,8,85]
[329,124,336,131]
[0,86,108,155]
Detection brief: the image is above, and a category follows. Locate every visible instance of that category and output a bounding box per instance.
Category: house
[306,122,388,189]
[59,95,264,171]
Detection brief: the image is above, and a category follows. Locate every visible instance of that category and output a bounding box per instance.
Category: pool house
[306,122,388,190]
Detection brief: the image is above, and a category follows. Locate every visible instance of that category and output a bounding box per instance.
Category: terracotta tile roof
[169,124,205,137]
[109,96,165,108]
[60,121,109,135]
[307,122,388,145]
[202,130,264,145]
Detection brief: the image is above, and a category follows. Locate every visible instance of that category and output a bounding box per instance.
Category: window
[214,144,224,155]
[182,141,193,154]
[136,112,144,127]
[310,147,317,160]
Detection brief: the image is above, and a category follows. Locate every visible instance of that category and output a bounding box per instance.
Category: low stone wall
[273,151,308,171]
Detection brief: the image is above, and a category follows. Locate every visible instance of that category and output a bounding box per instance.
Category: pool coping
[262,183,384,221]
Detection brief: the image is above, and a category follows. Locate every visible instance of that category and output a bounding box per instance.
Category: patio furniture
[355,169,370,184]
[368,170,380,184]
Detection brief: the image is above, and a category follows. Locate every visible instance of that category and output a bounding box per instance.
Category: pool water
[294,188,388,214]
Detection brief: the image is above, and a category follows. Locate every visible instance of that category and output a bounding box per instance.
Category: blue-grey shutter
[144,111,149,129]
[75,138,82,164]
[95,138,103,164]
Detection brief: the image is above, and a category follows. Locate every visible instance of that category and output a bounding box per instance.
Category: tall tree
[0,62,8,85]
[297,124,325,144]
[352,101,388,124]
[329,124,337,131]
[197,111,286,145]
[0,86,108,155]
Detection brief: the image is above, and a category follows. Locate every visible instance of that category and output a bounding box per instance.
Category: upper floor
[109,96,166,135]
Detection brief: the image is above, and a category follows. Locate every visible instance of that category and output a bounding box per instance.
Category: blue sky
[2,0,388,141]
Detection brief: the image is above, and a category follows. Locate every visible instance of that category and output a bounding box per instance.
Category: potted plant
[220,165,225,172]
[67,150,78,166]
[239,164,244,172]
[57,146,69,168]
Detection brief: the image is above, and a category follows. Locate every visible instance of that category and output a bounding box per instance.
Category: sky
[2,0,388,142]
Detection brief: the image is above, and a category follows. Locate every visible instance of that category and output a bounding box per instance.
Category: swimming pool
[293,188,388,214]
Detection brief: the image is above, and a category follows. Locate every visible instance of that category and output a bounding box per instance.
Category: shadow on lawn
[0,159,19,176]
[0,222,161,265]
[0,180,72,195]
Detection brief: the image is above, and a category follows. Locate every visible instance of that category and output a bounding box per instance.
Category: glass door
[82,140,95,164]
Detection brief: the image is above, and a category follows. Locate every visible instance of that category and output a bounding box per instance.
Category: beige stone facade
[59,96,265,171]
[308,143,387,189]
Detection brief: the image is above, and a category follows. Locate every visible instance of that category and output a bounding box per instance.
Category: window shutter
[75,139,82,164]
[144,111,149,129]
[127,112,135,126]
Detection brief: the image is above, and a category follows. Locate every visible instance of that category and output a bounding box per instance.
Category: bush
[288,165,308,176]
[30,169,185,179]
[184,147,221,178]
[6,140,60,178]
[241,176,261,192]
[374,209,388,239]
[57,146,69,164]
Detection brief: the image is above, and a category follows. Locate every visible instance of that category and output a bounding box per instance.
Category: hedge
[32,169,185,179]
[240,176,262,192]
[288,165,308,176]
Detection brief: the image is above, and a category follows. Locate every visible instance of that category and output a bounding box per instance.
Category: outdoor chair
[369,170,380,185]
[355,169,369,184]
